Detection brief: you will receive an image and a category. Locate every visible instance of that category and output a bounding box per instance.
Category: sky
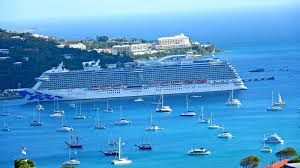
[0,0,300,22]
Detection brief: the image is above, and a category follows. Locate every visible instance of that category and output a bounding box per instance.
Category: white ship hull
[26,82,247,101]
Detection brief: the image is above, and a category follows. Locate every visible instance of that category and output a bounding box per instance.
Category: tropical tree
[240,155,260,168]
[276,147,298,160]
[14,159,36,168]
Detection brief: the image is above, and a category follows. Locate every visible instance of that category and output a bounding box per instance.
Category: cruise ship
[20,55,247,101]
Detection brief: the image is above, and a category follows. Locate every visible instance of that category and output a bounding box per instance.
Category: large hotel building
[155,33,191,50]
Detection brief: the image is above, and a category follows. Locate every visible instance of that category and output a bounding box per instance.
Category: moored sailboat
[156,94,172,112]
[111,137,132,165]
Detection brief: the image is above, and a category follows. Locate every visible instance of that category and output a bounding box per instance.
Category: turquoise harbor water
[1,42,300,168]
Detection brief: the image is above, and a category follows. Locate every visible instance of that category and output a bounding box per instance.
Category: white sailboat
[225,90,241,106]
[145,111,163,131]
[111,137,132,165]
[30,108,43,126]
[208,113,222,129]
[134,97,144,102]
[156,94,172,112]
[35,96,44,111]
[274,92,286,107]
[260,142,272,153]
[95,108,106,129]
[73,102,86,119]
[62,148,80,166]
[56,114,73,132]
[104,99,113,113]
[2,118,10,132]
[199,106,209,123]
[217,126,233,138]
[267,91,282,111]
[114,106,132,125]
[180,94,196,116]
[49,98,64,117]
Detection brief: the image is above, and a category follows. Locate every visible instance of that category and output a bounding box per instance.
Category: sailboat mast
[79,102,82,115]
[201,106,204,119]
[271,91,274,106]
[150,111,153,125]
[118,137,121,160]
[161,94,164,107]
[186,94,189,111]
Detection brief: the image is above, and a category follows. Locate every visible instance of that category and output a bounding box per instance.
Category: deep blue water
[1,41,300,168]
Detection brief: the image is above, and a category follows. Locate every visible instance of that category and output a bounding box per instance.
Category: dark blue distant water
[1,8,300,168]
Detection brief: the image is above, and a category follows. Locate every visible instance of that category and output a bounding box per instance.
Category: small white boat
[95,108,106,129]
[274,92,286,107]
[30,109,43,126]
[188,148,211,155]
[73,102,86,119]
[261,143,272,153]
[263,133,284,144]
[156,94,172,112]
[2,118,10,132]
[191,94,202,98]
[180,95,196,117]
[35,104,44,111]
[225,90,241,106]
[114,106,132,125]
[49,112,63,118]
[15,115,23,119]
[57,115,73,132]
[104,99,113,113]
[134,97,144,102]
[112,137,132,165]
[218,131,233,139]
[145,111,162,131]
[208,113,222,129]
[199,106,209,123]
[267,91,282,111]
[62,148,80,166]
[0,112,10,116]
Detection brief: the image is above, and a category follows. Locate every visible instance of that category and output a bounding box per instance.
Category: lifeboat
[197,79,208,84]
[102,85,111,89]
[185,80,195,84]
[162,81,170,86]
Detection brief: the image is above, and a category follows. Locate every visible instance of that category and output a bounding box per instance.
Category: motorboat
[145,125,163,131]
[115,119,132,125]
[15,115,23,119]
[188,148,211,155]
[111,137,132,165]
[263,134,284,144]
[30,120,43,126]
[49,112,63,118]
[103,150,119,156]
[137,143,152,150]
[218,131,233,139]
[134,97,144,102]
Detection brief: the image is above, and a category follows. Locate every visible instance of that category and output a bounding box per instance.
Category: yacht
[15,115,23,119]
[267,91,282,111]
[156,94,172,112]
[225,90,241,106]
[65,135,83,149]
[218,130,233,139]
[199,106,209,123]
[104,99,113,113]
[180,95,196,117]
[134,97,144,102]
[112,137,133,165]
[95,108,106,129]
[114,106,132,125]
[263,134,284,144]
[260,143,272,153]
[49,112,63,118]
[50,98,64,117]
[137,143,152,150]
[274,92,286,107]
[191,94,202,98]
[62,148,80,166]
[73,102,86,120]
[208,113,222,129]
[56,115,73,132]
[145,111,162,131]
[188,148,211,155]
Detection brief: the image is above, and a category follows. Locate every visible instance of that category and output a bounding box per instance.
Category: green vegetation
[289,157,300,163]
[14,159,36,168]
[0,29,132,90]
[276,147,298,160]
[61,166,75,168]
[240,155,260,168]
